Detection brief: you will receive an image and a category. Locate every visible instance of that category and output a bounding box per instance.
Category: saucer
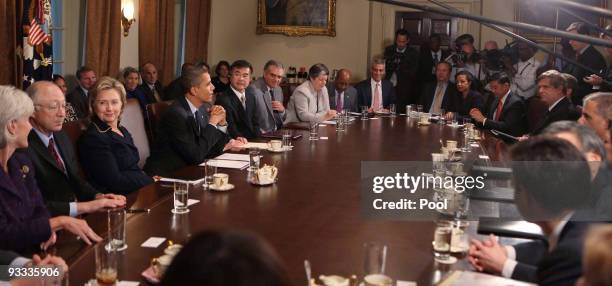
[417,121,431,126]
[267,146,291,153]
[248,177,277,186]
[209,183,235,192]
[435,256,458,264]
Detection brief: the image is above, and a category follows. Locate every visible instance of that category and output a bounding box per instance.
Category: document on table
[200,159,249,170]
[243,142,270,149]
[214,153,251,162]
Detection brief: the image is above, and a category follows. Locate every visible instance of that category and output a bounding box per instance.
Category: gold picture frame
[514,0,606,43]
[257,0,336,37]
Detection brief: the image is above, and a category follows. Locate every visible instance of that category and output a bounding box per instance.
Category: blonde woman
[78,77,153,194]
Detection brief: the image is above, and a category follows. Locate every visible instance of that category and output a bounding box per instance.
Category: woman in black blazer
[78,77,153,194]
[445,70,484,122]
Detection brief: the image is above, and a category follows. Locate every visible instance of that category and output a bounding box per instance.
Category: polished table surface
[53,115,508,285]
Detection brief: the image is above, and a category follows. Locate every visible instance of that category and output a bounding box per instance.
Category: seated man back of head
[469,137,592,286]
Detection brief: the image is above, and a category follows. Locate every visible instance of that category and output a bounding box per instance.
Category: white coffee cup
[213,173,229,187]
[364,274,393,286]
[152,254,173,277]
[269,140,283,150]
[446,140,458,150]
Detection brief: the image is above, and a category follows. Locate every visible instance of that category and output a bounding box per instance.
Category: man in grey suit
[327,69,358,113]
[250,60,286,133]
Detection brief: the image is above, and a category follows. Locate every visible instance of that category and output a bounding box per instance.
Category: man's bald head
[334,69,352,93]
[26,80,63,104]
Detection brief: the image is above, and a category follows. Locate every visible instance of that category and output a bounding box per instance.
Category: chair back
[145,100,172,142]
[122,99,150,168]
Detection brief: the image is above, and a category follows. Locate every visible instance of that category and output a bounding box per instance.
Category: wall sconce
[121,1,135,37]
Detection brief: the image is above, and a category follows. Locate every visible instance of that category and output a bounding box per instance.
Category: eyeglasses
[35,102,67,113]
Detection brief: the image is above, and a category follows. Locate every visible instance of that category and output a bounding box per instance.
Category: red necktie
[495,99,504,121]
[48,138,66,173]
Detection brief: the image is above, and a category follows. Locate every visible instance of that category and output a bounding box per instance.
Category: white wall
[119,0,140,72]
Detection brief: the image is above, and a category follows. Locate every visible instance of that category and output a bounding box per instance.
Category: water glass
[95,242,118,286]
[451,220,470,258]
[364,242,388,275]
[335,116,345,132]
[249,148,261,169]
[202,160,217,187]
[416,104,423,115]
[361,106,369,120]
[432,153,446,173]
[172,181,189,214]
[309,123,319,140]
[405,105,412,117]
[438,108,446,124]
[389,104,397,117]
[282,130,292,148]
[433,220,452,261]
[449,112,458,126]
[106,209,127,251]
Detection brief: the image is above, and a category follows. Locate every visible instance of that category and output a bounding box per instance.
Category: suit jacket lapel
[264,89,275,120]
[177,97,200,136]
[28,132,65,175]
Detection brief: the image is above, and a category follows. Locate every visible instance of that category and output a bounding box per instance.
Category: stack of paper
[202,159,249,170]
[243,142,270,149]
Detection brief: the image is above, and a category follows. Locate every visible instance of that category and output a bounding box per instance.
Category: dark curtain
[139,0,174,85]
[184,0,211,65]
[0,0,22,86]
[85,0,122,78]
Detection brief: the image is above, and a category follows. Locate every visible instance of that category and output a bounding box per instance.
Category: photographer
[450,34,487,85]
[507,41,540,99]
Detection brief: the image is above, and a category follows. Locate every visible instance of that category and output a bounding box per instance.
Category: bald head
[26,81,66,135]
[334,69,352,93]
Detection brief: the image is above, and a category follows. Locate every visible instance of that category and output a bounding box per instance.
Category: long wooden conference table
[52,115,509,285]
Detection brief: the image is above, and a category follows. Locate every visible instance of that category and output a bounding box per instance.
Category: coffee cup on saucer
[446,140,458,150]
[213,173,229,188]
[363,274,393,286]
[152,254,173,277]
[268,140,283,150]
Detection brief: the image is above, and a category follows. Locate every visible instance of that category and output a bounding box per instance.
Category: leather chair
[121,99,150,168]
[145,100,172,143]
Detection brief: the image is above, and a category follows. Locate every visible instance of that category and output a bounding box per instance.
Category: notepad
[141,237,166,248]
[321,120,336,125]
[215,153,251,162]
[201,159,250,170]
[244,142,270,149]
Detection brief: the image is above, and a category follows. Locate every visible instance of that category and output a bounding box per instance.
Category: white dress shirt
[512,57,540,99]
[231,86,247,109]
[185,98,227,133]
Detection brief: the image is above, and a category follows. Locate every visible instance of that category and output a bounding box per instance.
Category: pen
[127,208,151,213]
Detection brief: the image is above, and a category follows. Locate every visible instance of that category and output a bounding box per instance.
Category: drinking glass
[106,208,127,251]
[451,220,470,259]
[361,106,369,120]
[172,181,189,214]
[389,104,396,117]
[249,148,261,169]
[438,108,446,125]
[202,160,217,188]
[282,130,292,148]
[433,220,452,261]
[449,112,458,126]
[364,242,388,275]
[405,105,412,117]
[95,242,118,286]
[309,123,319,140]
[410,104,417,118]
[416,104,423,115]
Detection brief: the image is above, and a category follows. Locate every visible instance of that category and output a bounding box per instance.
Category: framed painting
[514,0,607,43]
[257,0,336,37]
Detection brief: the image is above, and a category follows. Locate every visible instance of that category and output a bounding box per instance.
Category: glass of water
[405,105,412,117]
[106,208,127,251]
[416,104,423,115]
[249,148,261,169]
[309,122,319,140]
[202,160,217,188]
[172,181,189,214]
[282,130,292,148]
[361,106,369,120]
[364,242,388,275]
[389,104,397,117]
[433,220,452,261]
[449,112,458,126]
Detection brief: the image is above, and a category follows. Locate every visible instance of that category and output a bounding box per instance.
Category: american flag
[28,18,49,46]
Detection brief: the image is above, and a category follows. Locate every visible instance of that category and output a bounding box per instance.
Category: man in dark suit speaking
[23,81,125,217]
[145,64,243,177]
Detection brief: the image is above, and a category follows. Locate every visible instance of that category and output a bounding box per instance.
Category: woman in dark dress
[445,70,484,122]
[212,60,231,94]
[0,85,101,252]
[78,77,154,195]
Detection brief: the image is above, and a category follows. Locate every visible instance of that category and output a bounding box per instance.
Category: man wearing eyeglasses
[251,60,287,133]
[21,81,126,218]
